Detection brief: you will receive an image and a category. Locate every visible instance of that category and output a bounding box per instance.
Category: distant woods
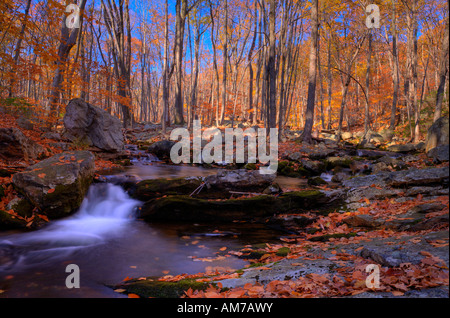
[0,0,448,141]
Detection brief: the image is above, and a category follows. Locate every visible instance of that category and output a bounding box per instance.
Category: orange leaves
[47,188,55,194]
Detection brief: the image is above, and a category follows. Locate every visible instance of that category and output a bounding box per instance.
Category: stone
[204,169,276,193]
[0,127,46,162]
[41,132,62,140]
[406,202,447,214]
[371,162,391,173]
[63,98,124,152]
[378,128,395,142]
[343,214,383,228]
[308,176,327,186]
[16,116,34,130]
[341,132,353,140]
[387,143,417,153]
[12,151,95,219]
[343,166,449,188]
[146,140,176,159]
[427,144,449,162]
[425,116,449,153]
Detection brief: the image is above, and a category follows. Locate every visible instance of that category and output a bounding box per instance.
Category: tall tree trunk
[9,0,32,98]
[364,30,372,138]
[301,0,318,143]
[405,0,419,142]
[220,0,228,125]
[389,1,400,130]
[434,16,449,122]
[48,0,87,125]
[162,0,169,133]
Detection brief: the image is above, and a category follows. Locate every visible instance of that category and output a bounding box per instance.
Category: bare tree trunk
[161,0,169,132]
[389,1,400,130]
[364,30,372,138]
[301,0,318,143]
[48,0,87,125]
[9,0,32,98]
[220,0,228,125]
[434,16,449,122]
[404,0,419,142]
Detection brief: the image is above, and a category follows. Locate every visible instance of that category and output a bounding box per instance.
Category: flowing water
[0,161,287,298]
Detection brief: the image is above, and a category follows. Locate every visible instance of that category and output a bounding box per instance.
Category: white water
[0,183,141,270]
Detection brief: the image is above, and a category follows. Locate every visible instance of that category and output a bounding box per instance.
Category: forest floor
[1,112,449,298]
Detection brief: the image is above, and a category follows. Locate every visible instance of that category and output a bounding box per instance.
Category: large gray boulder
[63,98,124,152]
[0,127,45,162]
[12,151,95,219]
[425,116,449,153]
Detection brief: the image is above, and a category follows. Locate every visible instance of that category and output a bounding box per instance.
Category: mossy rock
[114,278,212,298]
[133,177,203,200]
[140,194,279,222]
[308,177,327,186]
[0,209,28,229]
[275,247,291,257]
[139,189,337,222]
[12,151,95,219]
[7,196,34,218]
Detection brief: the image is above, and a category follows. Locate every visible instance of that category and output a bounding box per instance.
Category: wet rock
[425,116,449,153]
[63,98,124,152]
[146,140,175,159]
[300,159,326,175]
[139,189,344,222]
[12,151,95,219]
[308,176,327,186]
[132,177,203,200]
[204,169,276,193]
[0,127,46,162]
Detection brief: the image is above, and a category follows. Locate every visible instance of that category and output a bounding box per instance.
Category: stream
[0,158,288,298]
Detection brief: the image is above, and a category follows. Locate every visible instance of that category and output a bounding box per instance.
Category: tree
[301,0,319,143]
[434,15,449,122]
[101,0,133,128]
[48,0,87,124]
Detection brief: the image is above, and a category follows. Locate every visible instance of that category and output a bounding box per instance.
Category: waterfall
[0,183,140,270]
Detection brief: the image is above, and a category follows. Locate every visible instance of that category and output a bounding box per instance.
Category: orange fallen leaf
[219,247,227,251]
[162,270,170,275]
[47,188,55,194]
[38,173,46,178]
[127,293,140,298]
[37,214,49,222]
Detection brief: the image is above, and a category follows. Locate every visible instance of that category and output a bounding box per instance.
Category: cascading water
[0,183,141,271]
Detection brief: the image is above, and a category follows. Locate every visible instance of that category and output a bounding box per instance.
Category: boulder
[387,143,417,153]
[343,166,449,188]
[12,151,95,219]
[204,169,276,193]
[427,144,449,162]
[341,132,353,140]
[63,98,124,152]
[146,140,176,159]
[425,116,449,153]
[0,127,45,162]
